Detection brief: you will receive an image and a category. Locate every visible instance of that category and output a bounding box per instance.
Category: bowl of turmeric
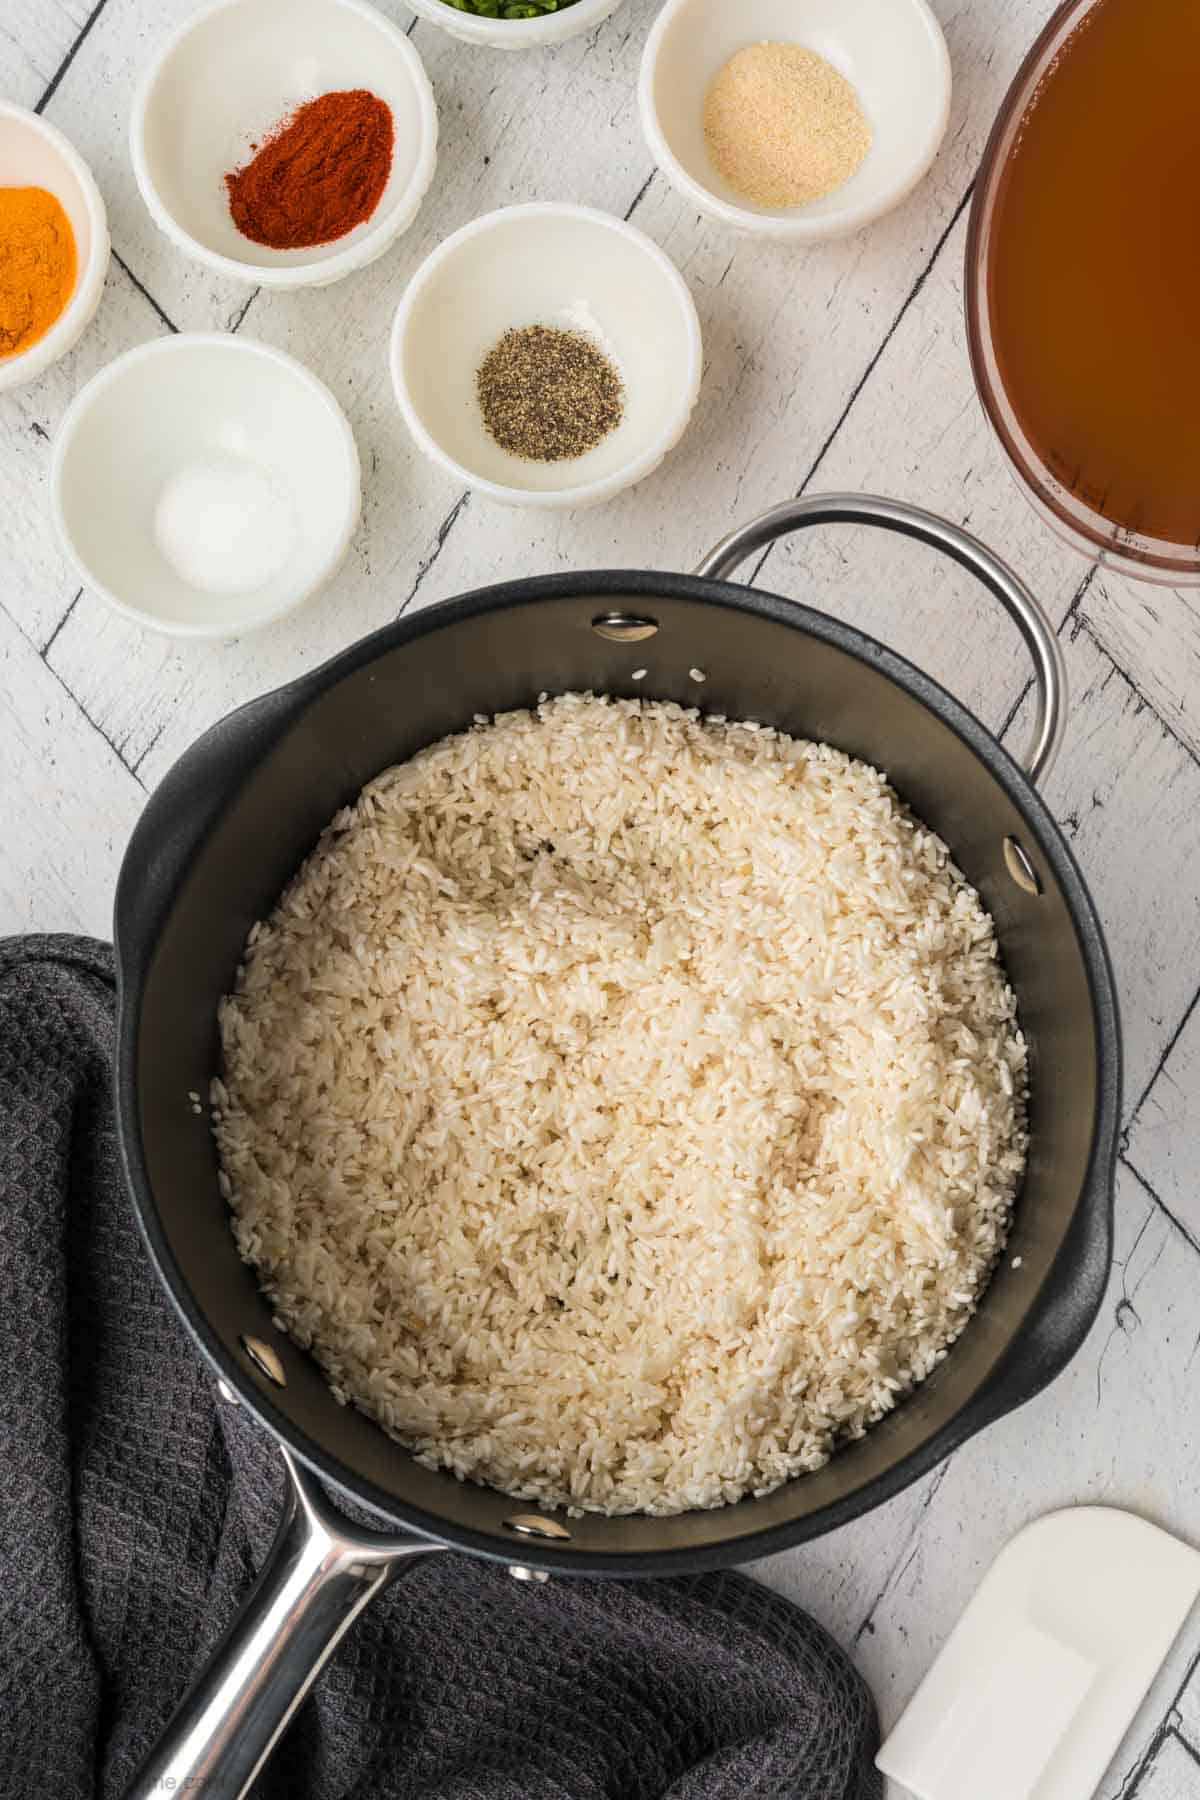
[0,103,110,391]
[131,0,437,290]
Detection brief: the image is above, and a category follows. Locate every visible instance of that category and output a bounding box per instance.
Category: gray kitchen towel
[0,934,882,1800]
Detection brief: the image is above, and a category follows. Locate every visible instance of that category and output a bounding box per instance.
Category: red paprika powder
[225,89,394,251]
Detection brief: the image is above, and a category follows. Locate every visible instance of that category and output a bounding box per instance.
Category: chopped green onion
[437,0,583,14]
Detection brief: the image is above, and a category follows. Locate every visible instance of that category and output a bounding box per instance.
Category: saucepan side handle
[112,679,318,988]
[695,493,1066,786]
[124,1448,441,1800]
[970,1139,1116,1429]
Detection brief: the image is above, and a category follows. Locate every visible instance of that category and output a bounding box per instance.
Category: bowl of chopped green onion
[404,0,627,49]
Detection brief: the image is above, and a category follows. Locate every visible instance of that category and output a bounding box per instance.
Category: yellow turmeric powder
[0,187,77,357]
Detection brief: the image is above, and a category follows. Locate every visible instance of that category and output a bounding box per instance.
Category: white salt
[154,455,296,596]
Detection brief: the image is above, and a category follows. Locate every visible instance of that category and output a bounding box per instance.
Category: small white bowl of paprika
[131,0,438,289]
[0,103,109,392]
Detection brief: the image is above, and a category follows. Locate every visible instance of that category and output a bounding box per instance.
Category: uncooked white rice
[213,695,1027,1517]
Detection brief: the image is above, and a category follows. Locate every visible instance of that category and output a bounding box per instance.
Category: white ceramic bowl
[391,203,702,509]
[639,0,951,242]
[0,103,110,391]
[131,0,437,289]
[51,334,361,638]
[404,0,627,51]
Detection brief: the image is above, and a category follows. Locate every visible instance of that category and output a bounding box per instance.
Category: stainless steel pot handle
[124,1446,440,1800]
[695,493,1066,785]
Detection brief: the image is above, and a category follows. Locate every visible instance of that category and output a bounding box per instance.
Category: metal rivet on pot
[1003,836,1043,897]
[240,1334,287,1387]
[504,1514,572,1541]
[216,1378,241,1408]
[631,668,647,682]
[689,667,707,683]
[591,613,659,643]
[508,1565,550,1584]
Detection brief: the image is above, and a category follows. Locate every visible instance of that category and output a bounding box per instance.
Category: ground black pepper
[476,325,624,462]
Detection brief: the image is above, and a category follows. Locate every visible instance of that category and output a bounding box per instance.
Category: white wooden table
[3,3,1199,1792]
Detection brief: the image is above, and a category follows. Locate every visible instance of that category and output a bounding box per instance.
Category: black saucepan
[115,496,1120,1797]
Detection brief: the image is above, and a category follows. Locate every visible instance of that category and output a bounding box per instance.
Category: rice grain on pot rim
[213,694,1027,1518]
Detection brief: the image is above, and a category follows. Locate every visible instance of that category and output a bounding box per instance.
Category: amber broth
[988,0,1200,548]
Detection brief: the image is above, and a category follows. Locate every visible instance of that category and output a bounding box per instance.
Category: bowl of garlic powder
[638,0,951,242]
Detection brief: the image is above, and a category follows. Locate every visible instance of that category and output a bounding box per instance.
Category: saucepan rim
[114,563,1121,1576]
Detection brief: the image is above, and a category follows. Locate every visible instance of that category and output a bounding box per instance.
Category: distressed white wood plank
[721,205,1093,743]
[1125,1734,1200,1800]
[1125,998,1200,1245]
[1003,622,1200,1113]
[753,1166,1200,1790]
[1169,1646,1200,1759]
[0,257,170,652]
[0,0,90,110]
[1082,574,1200,768]
[44,0,1092,787]
[745,1470,943,1670]
[0,603,144,937]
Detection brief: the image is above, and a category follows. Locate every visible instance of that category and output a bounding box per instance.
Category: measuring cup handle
[695,493,1066,787]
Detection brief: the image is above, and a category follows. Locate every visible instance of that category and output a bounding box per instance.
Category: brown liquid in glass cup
[967,0,1200,583]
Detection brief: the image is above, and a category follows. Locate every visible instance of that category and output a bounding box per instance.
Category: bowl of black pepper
[390,203,703,509]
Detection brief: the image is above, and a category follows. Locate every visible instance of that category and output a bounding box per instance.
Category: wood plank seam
[112,247,179,336]
[1121,1156,1200,1265]
[34,0,111,116]
[227,287,260,333]
[1119,1717,1200,1800]
[39,642,147,789]
[851,1463,951,1650]
[396,490,472,619]
[1124,985,1200,1152]
[623,168,656,222]
[742,181,978,593]
[1075,611,1200,779]
[1175,1721,1200,1767]
[129,715,169,777]
[992,572,1200,1150]
[40,588,82,659]
[0,583,147,791]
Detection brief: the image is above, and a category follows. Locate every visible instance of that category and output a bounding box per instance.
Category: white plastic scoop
[877,1508,1200,1800]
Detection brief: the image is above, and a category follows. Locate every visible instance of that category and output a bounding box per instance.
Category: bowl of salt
[51,333,361,638]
